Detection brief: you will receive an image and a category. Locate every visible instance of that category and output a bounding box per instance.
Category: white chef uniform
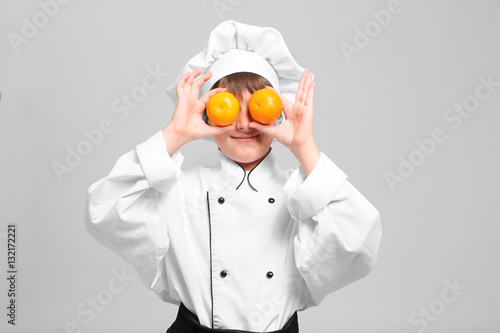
[85,19,382,332]
[84,129,382,331]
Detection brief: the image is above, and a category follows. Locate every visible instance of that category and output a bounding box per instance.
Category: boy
[85,20,382,333]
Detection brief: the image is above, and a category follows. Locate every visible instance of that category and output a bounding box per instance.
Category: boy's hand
[249,70,320,176]
[163,67,235,155]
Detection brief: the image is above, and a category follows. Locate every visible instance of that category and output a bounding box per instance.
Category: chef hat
[165,20,306,136]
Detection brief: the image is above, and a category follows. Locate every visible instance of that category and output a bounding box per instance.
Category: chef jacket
[84,130,382,332]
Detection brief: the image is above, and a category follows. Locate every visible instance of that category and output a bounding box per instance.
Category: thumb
[249,122,276,138]
[204,125,236,137]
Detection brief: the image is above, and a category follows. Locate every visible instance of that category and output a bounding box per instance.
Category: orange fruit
[248,88,283,125]
[206,92,240,126]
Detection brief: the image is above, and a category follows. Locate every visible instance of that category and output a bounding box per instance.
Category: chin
[222,143,268,164]
[230,148,265,164]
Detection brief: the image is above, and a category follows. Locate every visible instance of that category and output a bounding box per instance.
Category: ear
[202,110,209,124]
[273,111,286,125]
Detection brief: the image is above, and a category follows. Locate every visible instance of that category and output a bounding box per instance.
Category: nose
[235,103,253,130]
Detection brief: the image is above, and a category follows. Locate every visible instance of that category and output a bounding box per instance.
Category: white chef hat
[165,20,306,134]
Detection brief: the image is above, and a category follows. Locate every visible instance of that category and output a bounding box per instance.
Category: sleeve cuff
[135,130,184,193]
[284,152,347,220]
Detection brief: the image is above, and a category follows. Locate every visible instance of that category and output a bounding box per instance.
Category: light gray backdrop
[1,0,499,332]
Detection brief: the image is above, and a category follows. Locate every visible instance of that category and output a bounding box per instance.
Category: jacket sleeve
[84,130,184,290]
[283,152,382,307]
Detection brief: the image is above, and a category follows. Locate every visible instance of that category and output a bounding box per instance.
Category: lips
[231,133,260,142]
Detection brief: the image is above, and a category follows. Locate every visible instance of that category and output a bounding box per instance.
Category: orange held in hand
[206,92,240,126]
[248,88,283,125]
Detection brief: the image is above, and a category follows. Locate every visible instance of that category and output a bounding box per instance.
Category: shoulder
[270,162,296,187]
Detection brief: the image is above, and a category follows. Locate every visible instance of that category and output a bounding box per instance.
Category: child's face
[211,90,273,170]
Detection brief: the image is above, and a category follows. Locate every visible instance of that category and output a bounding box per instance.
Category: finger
[249,121,277,138]
[186,67,202,88]
[205,124,236,137]
[199,87,227,106]
[185,69,199,89]
[301,71,313,103]
[176,71,191,94]
[282,104,292,120]
[194,87,229,115]
[305,82,315,107]
[265,85,291,109]
[296,70,309,104]
[194,70,213,90]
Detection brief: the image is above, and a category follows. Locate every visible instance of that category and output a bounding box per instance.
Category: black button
[266,271,274,279]
[268,198,275,204]
[220,270,228,278]
[218,197,225,204]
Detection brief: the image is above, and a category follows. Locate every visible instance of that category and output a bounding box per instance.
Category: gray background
[1,0,499,332]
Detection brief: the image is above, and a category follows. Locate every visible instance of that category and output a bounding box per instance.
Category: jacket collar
[216,147,280,192]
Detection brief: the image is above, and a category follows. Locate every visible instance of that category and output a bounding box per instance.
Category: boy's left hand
[249,70,320,175]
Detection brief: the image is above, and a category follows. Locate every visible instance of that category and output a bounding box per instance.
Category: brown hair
[210,72,272,99]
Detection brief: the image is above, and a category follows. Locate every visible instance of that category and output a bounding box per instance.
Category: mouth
[230,133,261,143]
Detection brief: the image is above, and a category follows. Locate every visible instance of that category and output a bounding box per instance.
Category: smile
[231,134,260,142]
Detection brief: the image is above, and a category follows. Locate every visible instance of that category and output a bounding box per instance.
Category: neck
[237,159,261,171]
[235,148,272,171]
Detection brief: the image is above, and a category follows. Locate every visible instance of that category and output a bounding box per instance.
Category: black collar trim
[218,147,273,192]
[246,147,272,192]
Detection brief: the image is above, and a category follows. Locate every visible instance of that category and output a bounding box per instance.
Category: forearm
[84,138,173,268]
[162,126,189,156]
[284,152,382,304]
[290,141,321,177]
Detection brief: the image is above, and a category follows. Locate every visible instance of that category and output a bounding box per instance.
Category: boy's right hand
[163,67,235,155]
